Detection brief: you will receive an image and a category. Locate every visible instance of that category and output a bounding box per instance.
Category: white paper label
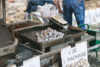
[61,41,89,67]
[22,56,40,67]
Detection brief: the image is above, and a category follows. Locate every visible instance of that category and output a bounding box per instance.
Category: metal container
[16,25,65,52]
[0,24,18,57]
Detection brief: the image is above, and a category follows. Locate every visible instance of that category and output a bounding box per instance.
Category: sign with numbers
[61,41,89,67]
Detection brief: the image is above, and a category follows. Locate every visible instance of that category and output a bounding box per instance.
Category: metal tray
[16,24,84,52]
[8,20,44,30]
[17,25,64,51]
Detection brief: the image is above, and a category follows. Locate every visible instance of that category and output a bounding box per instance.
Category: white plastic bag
[37,3,58,18]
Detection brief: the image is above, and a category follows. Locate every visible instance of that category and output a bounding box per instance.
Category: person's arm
[8,0,15,3]
[53,0,63,13]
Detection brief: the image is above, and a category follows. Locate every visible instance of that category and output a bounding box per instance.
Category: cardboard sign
[61,41,89,67]
[21,56,40,67]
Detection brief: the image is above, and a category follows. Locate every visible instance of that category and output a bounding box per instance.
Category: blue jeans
[63,0,85,30]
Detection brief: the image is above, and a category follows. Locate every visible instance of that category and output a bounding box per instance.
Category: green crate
[80,24,100,58]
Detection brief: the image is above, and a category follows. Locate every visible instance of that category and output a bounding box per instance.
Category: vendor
[54,0,85,30]
[24,0,54,19]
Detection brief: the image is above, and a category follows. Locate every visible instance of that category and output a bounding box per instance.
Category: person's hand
[58,9,63,13]
[8,0,15,3]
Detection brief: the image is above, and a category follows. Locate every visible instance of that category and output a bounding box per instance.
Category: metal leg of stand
[96,51,98,58]
[2,0,6,24]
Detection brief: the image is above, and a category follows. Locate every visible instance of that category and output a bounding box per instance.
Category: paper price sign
[22,56,40,67]
[61,41,89,67]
